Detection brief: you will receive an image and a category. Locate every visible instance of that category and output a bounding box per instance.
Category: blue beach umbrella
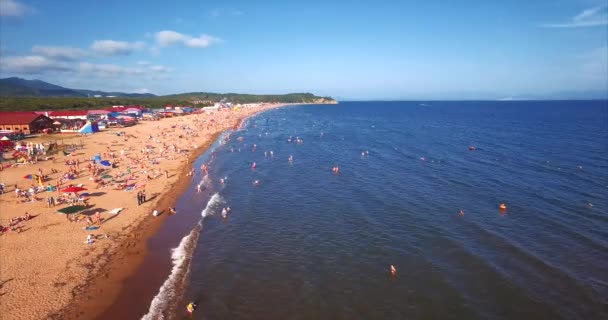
[100,160,111,167]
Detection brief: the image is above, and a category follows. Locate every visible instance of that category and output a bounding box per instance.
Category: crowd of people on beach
[0,212,31,234]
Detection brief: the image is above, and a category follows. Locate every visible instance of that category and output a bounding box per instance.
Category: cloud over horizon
[542,5,608,28]
[90,40,145,56]
[0,55,72,73]
[0,0,30,17]
[32,45,89,61]
[155,30,220,48]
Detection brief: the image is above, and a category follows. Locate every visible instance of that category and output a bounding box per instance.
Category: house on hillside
[0,112,54,135]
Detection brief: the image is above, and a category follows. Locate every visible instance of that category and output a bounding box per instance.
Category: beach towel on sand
[109,208,123,215]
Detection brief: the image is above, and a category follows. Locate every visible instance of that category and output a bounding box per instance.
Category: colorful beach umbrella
[23,174,39,180]
[100,160,111,167]
[61,186,87,193]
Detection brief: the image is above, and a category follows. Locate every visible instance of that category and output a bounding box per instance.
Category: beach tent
[79,121,99,134]
[1,136,9,141]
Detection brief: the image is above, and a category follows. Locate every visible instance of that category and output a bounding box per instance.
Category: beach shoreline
[0,103,314,320]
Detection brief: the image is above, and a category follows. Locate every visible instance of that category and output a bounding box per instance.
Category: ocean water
[147,101,608,320]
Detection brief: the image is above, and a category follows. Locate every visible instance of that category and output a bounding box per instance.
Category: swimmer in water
[186,302,197,315]
[252,162,256,169]
[288,155,293,162]
[221,207,228,218]
[197,184,202,193]
[390,265,397,277]
[169,207,177,214]
[459,209,465,216]
[253,180,260,186]
[220,178,225,185]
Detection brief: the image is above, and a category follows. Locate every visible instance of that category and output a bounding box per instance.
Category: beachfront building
[0,112,54,135]
[106,105,146,118]
[47,110,89,120]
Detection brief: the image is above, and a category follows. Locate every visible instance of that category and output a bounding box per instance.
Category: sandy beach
[0,103,291,320]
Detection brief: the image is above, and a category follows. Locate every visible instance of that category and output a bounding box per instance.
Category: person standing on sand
[165,170,169,178]
[94,210,102,225]
[137,191,142,205]
[142,190,147,203]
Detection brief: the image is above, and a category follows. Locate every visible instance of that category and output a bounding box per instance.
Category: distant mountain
[0,77,157,98]
[164,92,336,104]
[0,77,85,97]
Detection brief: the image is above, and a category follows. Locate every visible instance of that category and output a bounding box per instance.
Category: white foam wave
[141,226,199,320]
[142,193,223,319]
[202,174,212,188]
[202,192,224,217]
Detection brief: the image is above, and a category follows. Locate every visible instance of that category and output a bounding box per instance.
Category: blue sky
[0,0,606,99]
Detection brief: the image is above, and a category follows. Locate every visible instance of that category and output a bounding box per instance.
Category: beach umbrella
[61,186,87,193]
[100,174,113,179]
[23,174,39,180]
[56,205,87,214]
[99,160,111,167]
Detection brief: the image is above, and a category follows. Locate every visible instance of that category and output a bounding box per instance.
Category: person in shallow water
[186,302,197,315]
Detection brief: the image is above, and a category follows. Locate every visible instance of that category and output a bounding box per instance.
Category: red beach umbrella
[61,186,88,193]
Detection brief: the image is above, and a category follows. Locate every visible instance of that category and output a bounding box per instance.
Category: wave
[202,192,225,217]
[141,225,200,320]
[141,192,224,320]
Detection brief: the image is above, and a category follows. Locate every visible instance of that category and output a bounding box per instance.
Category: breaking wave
[141,192,224,319]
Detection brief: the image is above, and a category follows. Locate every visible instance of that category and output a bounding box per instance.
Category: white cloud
[155,30,220,48]
[0,55,72,73]
[79,62,145,77]
[90,40,145,56]
[542,5,608,28]
[149,65,171,73]
[0,0,30,17]
[137,60,150,65]
[32,45,88,61]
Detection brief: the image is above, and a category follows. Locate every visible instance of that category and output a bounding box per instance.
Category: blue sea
[134,101,607,320]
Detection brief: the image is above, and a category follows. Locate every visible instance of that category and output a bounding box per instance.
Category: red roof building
[0,112,54,134]
[48,110,89,120]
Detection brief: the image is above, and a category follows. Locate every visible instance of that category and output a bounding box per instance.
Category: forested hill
[164,92,335,104]
[0,92,336,112]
